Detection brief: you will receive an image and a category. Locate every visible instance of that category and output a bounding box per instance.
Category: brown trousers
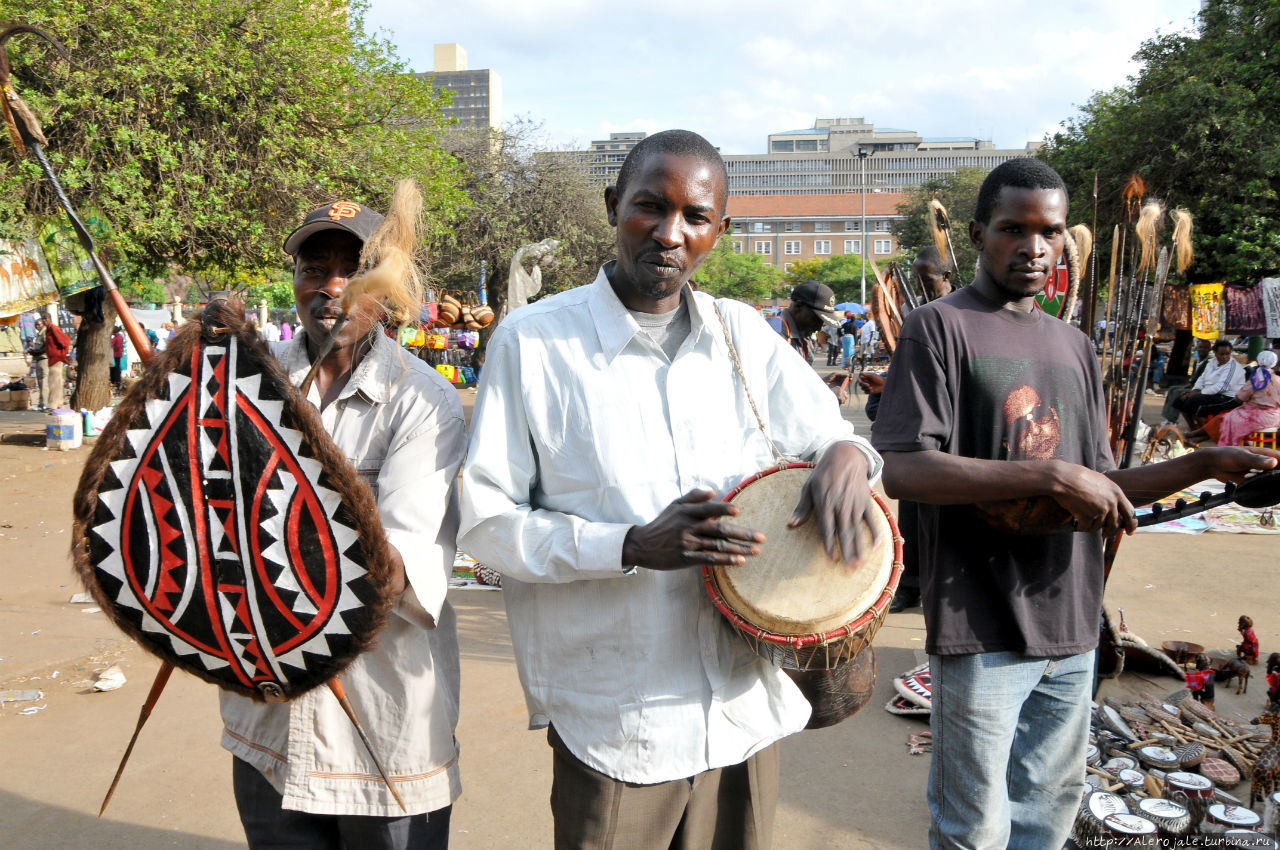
[547,725,778,850]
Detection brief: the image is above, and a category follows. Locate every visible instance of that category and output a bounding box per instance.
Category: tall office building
[725,118,1039,196]
[415,43,502,131]
[555,118,1038,194]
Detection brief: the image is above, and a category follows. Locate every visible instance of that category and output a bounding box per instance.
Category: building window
[755,241,772,255]
[784,241,801,255]
[784,222,801,232]
[874,220,891,232]
[814,221,831,232]
[734,223,744,233]
[783,263,794,272]
[732,240,743,253]
[874,239,892,254]
[796,139,818,152]
[751,222,773,233]
[814,240,831,255]
[844,221,856,231]
[844,240,859,254]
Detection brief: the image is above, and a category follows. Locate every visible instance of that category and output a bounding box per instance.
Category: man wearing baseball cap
[775,280,840,363]
[221,199,465,849]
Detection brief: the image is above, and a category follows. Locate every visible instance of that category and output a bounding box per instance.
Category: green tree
[1,0,462,407]
[1040,0,1280,283]
[891,168,986,286]
[692,238,785,303]
[782,254,875,304]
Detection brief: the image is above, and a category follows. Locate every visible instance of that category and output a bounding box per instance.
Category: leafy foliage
[0,0,462,281]
[425,120,615,321]
[1040,0,1280,282]
[891,168,986,285]
[782,254,875,304]
[692,237,785,304]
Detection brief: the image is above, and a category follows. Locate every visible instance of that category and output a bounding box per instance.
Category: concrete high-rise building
[725,117,1039,196]
[414,43,502,131]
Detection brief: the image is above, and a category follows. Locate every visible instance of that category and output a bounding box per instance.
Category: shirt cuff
[579,521,635,578]
[826,438,883,484]
[386,527,446,627]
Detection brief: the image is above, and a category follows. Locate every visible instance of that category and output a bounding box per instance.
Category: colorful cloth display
[0,238,61,318]
[1190,283,1225,340]
[1224,283,1267,335]
[1161,285,1191,332]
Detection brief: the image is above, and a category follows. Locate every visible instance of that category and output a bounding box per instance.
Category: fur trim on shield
[71,302,395,701]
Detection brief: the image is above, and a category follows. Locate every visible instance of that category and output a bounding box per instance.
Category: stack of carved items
[1072,696,1280,845]
[432,292,493,330]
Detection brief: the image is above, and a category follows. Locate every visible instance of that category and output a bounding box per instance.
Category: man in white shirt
[222,201,464,849]
[261,317,281,343]
[1171,338,1246,429]
[858,316,879,367]
[459,130,882,849]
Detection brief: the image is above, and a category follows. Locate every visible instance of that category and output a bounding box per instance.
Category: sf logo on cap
[328,201,362,221]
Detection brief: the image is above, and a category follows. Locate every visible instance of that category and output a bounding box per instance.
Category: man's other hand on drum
[620,442,874,570]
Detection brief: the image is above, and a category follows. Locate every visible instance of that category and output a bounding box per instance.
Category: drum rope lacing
[714,302,793,467]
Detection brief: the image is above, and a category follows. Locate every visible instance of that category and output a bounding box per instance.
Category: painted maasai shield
[1034,253,1070,318]
[72,310,393,701]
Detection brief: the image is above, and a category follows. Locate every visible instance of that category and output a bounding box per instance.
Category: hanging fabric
[1224,283,1267,336]
[1189,282,1225,340]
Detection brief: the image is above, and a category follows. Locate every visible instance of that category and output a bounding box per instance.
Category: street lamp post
[858,147,869,306]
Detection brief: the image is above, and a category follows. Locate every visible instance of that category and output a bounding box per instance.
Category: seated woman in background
[1215,350,1280,447]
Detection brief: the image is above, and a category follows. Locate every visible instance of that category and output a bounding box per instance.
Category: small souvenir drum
[1074,791,1129,846]
[1173,741,1206,769]
[1135,797,1192,842]
[1116,768,1146,793]
[1136,745,1180,770]
[1100,813,1159,847]
[1202,802,1262,834]
[1085,742,1101,766]
[1200,756,1241,787]
[1164,771,1216,824]
[1102,755,1140,776]
[703,464,903,671]
[1265,789,1280,834]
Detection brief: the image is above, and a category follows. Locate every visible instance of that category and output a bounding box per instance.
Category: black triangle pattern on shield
[78,322,391,701]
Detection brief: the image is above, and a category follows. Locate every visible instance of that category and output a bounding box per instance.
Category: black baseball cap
[283,200,384,256]
[790,280,840,322]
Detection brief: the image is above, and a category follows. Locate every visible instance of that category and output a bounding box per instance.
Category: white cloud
[365,0,1201,153]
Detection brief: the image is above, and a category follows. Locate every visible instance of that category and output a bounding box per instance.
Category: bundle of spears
[1097,176,1196,468]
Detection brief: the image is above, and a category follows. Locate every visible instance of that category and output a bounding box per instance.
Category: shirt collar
[587,263,713,364]
[282,328,398,405]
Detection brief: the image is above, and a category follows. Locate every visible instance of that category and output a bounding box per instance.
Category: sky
[363,0,1203,155]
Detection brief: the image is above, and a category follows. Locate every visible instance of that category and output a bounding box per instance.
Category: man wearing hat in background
[220,200,464,849]
[776,280,842,364]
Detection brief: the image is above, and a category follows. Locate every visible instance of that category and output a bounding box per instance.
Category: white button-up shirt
[1193,356,1246,396]
[459,267,882,784]
[220,330,464,816]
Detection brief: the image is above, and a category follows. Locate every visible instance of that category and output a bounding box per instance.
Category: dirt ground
[1,381,1277,850]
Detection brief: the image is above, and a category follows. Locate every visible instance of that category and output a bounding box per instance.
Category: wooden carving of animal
[1251,707,1280,808]
[1214,656,1251,695]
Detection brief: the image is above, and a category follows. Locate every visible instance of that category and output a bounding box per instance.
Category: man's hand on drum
[622,489,765,571]
[788,442,873,568]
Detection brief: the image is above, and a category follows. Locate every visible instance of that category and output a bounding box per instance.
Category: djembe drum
[702,463,902,728]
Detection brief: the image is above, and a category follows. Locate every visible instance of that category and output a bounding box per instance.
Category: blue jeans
[928,651,1093,850]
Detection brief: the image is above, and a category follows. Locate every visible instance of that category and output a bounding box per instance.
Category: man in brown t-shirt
[872,157,1277,850]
